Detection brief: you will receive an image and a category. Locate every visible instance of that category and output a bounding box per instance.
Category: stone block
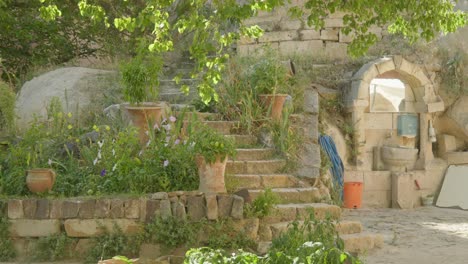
[232,218,259,240]
[238,36,256,45]
[205,194,218,220]
[447,151,468,165]
[62,200,80,218]
[339,31,355,43]
[174,202,186,220]
[363,190,391,208]
[375,58,395,75]
[217,195,234,218]
[280,20,302,30]
[10,219,60,237]
[352,61,379,83]
[398,59,418,75]
[146,200,160,222]
[300,29,320,40]
[259,30,298,43]
[64,219,142,237]
[257,241,272,255]
[79,200,96,219]
[139,243,163,260]
[392,172,414,209]
[23,199,37,219]
[437,134,457,157]
[187,196,205,221]
[49,200,63,219]
[124,199,140,219]
[35,199,49,219]
[348,80,370,101]
[365,113,393,130]
[278,40,324,56]
[94,199,111,218]
[231,195,244,219]
[8,200,24,219]
[110,199,125,218]
[304,89,319,114]
[323,18,344,28]
[363,171,391,191]
[427,101,445,113]
[325,42,348,59]
[150,192,169,200]
[320,29,339,41]
[160,199,172,219]
[75,239,93,255]
[258,223,272,241]
[344,171,364,183]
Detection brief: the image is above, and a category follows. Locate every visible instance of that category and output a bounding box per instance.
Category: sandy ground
[343,206,468,264]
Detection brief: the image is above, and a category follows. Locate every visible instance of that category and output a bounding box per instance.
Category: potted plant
[121,53,164,144]
[190,122,236,193]
[248,54,293,120]
[25,141,56,194]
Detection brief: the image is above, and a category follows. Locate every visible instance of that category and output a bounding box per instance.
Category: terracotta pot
[124,103,163,144]
[195,155,228,193]
[259,94,288,121]
[26,168,56,193]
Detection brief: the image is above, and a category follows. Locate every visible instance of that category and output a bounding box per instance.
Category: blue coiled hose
[319,135,344,201]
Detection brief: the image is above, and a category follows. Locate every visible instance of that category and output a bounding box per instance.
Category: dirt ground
[343,206,468,264]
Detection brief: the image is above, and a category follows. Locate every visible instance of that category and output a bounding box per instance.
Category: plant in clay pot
[247,50,294,120]
[121,50,164,144]
[190,122,236,193]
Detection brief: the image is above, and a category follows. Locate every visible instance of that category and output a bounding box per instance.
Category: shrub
[0,217,16,261]
[244,188,280,218]
[32,233,76,261]
[0,81,15,135]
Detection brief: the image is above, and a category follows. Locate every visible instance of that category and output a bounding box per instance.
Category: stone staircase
[202,118,383,255]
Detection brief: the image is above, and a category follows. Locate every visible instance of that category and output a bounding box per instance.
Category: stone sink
[381,146,419,172]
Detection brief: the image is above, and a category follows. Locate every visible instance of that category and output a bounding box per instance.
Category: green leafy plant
[32,233,76,261]
[440,49,468,96]
[0,81,15,135]
[0,217,16,261]
[244,188,280,218]
[190,121,236,164]
[143,216,199,249]
[205,219,256,251]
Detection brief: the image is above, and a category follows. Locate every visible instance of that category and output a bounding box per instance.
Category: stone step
[225,135,258,147]
[268,220,363,240]
[202,121,239,135]
[233,148,276,161]
[262,203,342,223]
[228,174,302,190]
[226,160,286,174]
[249,187,322,203]
[341,232,384,254]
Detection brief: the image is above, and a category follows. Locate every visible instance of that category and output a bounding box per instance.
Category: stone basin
[381,146,418,172]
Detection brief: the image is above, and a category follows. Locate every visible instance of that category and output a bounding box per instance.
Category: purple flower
[100,169,107,176]
[174,139,180,145]
[163,160,169,167]
[169,116,176,122]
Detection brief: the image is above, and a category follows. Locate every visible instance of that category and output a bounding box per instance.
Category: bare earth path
[343,207,468,264]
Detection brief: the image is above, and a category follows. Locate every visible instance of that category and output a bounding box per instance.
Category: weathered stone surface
[8,200,24,219]
[217,195,234,218]
[174,202,186,220]
[233,218,259,240]
[75,239,93,255]
[205,194,218,220]
[94,199,111,218]
[304,88,319,114]
[323,18,344,28]
[325,42,348,59]
[150,192,169,200]
[62,200,80,218]
[64,219,142,237]
[139,243,163,259]
[160,199,172,219]
[79,199,96,219]
[257,241,272,255]
[110,199,125,218]
[23,199,37,219]
[392,172,414,209]
[125,199,140,219]
[10,219,60,237]
[146,200,160,222]
[320,29,339,41]
[231,195,244,219]
[278,40,324,55]
[187,196,205,221]
[258,30,298,43]
[49,200,63,219]
[258,223,273,241]
[300,29,320,40]
[35,199,49,219]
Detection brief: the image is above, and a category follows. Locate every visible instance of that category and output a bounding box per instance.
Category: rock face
[436,96,468,141]
[15,67,118,129]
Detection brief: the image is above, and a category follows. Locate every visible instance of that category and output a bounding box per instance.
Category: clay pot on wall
[259,94,288,121]
[195,155,227,193]
[26,168,56,193]
[124,103,163,144]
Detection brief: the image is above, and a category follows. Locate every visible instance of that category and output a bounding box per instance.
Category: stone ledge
[64,219,142,237]
[10,219,61,237]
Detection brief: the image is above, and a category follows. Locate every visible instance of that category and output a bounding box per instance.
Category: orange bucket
[343,182,363,209]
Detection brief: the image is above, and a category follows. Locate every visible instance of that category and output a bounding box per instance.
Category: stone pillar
[347,100,368,170]
[415,113,433,169]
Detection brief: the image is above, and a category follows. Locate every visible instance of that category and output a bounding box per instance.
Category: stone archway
[344,56,445,170]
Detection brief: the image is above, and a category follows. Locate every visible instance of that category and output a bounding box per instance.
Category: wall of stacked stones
[237,8,385,59]
[2,192,247,257]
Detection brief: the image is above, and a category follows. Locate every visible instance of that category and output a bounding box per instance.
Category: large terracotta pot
[26,168,56,193]
[124,103,163,144]
[195,155,228,193]
[259,94,288,121]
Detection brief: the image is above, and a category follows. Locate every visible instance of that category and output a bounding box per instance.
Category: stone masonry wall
[237,8,385,59]
[3,192,246,259]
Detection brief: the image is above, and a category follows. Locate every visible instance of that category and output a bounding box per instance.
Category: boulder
[16,67,119,129]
